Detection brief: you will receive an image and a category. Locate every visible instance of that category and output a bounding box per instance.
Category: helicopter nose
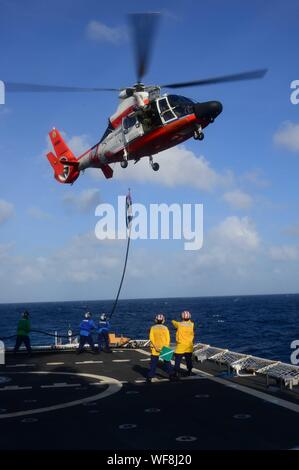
[194,101,223,120]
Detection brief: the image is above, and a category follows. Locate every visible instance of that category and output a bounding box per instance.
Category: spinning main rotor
[4,13,267,97]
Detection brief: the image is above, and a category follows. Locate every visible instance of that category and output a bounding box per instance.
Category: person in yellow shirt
[172,310,194,377]
[147,313,173,383]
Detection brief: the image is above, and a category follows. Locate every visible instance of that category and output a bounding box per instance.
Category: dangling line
[110,190,133,319]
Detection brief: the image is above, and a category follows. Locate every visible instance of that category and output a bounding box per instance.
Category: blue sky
[1,0,299,302]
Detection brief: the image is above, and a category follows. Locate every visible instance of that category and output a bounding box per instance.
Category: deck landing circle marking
[21,418,38,423]
[0,371,122,419]
[0,376,10,385]
[176,436,197,442]
[233,413,251,420]
[119,424,137,430]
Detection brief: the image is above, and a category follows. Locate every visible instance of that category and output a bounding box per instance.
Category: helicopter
[6,13,267,183]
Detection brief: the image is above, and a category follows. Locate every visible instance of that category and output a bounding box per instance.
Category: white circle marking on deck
[176,436,197,442]
[0,376,11,385]
[0,371,122,419]
[119,424,137,430]
[233,413,251,420]
[145,408,160,413]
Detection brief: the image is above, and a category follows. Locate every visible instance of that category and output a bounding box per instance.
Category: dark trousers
[98,332,110,352]
[77,335,95,353]
[174,352,193,373]
[148,355,172,378]
[14,335,32,354]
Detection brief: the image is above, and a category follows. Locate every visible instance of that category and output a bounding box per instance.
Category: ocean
[0,294,298,363]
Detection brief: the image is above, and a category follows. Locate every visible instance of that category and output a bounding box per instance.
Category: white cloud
[285,224,299,237]
[67,134,91,156]
[63,188,100,213]
[86,20,127,44]
[0,199,14,224]
[241,170,269,188]
[274,121,299,152]
[95,146,234,192]
[269,245,299,261]
[213,216,259,250]
[223,189,253,210]
[27,206,51,220]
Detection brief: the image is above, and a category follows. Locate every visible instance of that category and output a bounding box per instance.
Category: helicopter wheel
[152,162,160,171]
[120,160,128,169]
[198,132,204,140]
[210,117,214,123]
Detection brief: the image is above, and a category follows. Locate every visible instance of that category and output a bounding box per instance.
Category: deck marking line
[135,349,299,414]
[0,385,32,391]
[112,359,130,363]
[7,364,36,368]
[75,361,103,365]
[41,383,81,389]
[46,362,65,366]
[0,372,122,419]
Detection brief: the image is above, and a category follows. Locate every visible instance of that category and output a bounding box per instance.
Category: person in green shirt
[14,311,32,355]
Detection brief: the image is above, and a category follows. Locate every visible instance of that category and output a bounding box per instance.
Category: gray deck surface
[0,349,298,450]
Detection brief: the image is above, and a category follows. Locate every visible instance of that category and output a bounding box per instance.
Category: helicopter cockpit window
[123,115,137,131]
[167,95,195,118]
[157,97,177,123]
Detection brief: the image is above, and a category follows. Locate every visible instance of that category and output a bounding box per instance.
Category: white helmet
[155,313,165,324]
[84,311,92,319]
[100,313,107,322]
[181,310,191,320]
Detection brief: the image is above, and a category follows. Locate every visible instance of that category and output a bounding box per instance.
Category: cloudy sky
[0,0,299,302]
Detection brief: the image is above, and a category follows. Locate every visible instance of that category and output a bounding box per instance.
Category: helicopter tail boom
[47,129,80,184]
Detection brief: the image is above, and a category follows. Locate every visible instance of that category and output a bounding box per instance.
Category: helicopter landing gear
[194,129,204,141]
[210,117,214,123]
[149,156,159,172]
[121,149,128,168]
[194,124,204,141]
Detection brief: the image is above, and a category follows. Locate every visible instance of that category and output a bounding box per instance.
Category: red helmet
[155,313,165,324]
[181,310,191,320]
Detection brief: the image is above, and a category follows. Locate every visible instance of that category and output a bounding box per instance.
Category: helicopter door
[157,97,177,124]
[123,115,144,144]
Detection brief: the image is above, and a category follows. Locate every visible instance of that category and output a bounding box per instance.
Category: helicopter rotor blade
[128,12,160,83]
[5,82,119,93]
[161,69,268,89]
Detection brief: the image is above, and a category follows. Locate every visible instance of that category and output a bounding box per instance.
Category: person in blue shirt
[77,312,97,354]
[97,313,112,353]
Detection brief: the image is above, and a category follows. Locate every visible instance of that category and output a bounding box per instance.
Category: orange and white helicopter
[7,14,267,184]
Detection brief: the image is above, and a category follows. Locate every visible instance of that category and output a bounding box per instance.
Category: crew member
[147,313,172,383]
[97,313,111,353]
[77,312,96,354]
[172,310,194,377]
[14,311,32,355]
